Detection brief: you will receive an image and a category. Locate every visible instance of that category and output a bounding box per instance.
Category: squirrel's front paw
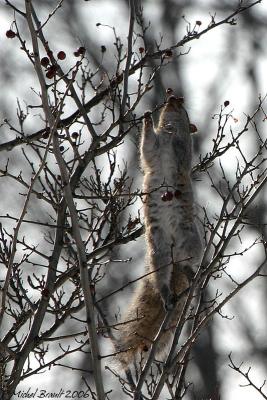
[144,111,153,128]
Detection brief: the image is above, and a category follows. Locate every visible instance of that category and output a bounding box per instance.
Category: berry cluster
[40,50,67,79]
[38,46,86,79]
[5,29,86,61]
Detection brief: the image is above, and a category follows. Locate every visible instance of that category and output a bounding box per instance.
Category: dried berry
[46,65,57,79]
[224,100,230,107]
[165,191,173,201]
[57,51,66,60]
[6,29,16,39]
[71,132,79,139]
[161,191,173,202]
[164,49,173,58]
[78,46,86,55]
[74,46,86,57]
[59,145,64,152]
[189,123,198,133]
[46,70,55,79]
[139,47,145,54]
[196,20,202,26]
[161,193,167,202]
[101,45,106,53]
[40,57,50,67]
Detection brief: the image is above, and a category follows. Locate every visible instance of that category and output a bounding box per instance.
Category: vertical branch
[23,2,105,399]
[121,0,135,115]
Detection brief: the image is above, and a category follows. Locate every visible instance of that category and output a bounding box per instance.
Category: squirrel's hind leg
[147,227,176,310]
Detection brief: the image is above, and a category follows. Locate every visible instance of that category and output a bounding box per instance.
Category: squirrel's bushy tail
[113,271,189,369]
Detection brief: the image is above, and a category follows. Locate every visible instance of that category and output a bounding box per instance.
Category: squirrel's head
[165,90,185,113]
[157,88,197,134]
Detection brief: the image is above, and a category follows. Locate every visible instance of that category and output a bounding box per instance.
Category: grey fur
[141,97,202,309]
[113,94,202,368]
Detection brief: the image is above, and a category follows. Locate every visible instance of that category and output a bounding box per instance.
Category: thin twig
[121,0,135,115]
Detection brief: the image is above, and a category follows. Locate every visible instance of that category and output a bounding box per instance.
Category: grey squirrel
[114,89,202,368]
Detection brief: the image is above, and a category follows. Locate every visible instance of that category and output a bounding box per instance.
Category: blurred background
[1,1,267,399]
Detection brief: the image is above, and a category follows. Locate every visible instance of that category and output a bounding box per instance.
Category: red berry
[139,47,145,54]
[224,100,230,107]
[161,193,167,202]
[6,29,16,39]
[71,132,79,139]
[46,70,55,79]
[166,191,173,201]
[161,191,173,202]
[74,46,86,57]
[46,65,57,79]
[164,49,173,58]
[78,46,86,55]
[189,123,198,133]
[41,57,50,67]
[57,51,66,60]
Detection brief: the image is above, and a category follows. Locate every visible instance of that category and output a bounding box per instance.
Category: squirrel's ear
[189,123,198,134]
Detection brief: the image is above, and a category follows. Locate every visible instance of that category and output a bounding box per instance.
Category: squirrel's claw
[144,111,153,127]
